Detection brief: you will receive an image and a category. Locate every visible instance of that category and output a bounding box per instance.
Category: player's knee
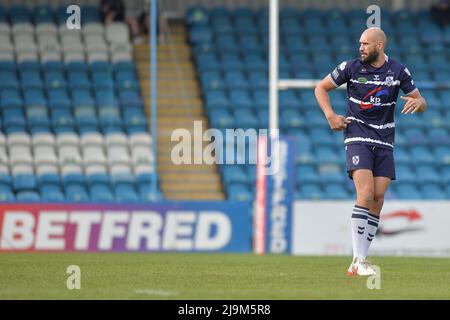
[357,187,374,207]
[374,194,384,203]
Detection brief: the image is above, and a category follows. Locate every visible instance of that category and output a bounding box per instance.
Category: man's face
[359,33,380,64]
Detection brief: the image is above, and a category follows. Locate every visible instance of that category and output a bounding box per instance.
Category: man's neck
[369,52,386,68]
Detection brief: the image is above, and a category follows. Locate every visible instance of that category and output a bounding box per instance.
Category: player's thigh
[346,144,374,179]
[352,169,375,197]
[374,176,391,200]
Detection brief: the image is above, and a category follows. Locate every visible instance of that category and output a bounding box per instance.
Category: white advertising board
[293,201,450,257]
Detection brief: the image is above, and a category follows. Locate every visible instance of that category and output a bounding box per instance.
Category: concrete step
[160,173,221,183]
[161,182,222,192]
[164,191,225,201]
[158,163,218,173]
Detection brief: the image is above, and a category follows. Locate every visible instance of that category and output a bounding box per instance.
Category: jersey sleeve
[328,60,351,87]
[399,66,417,95]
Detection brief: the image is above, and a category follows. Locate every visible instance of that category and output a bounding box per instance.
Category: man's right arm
[314,75,351,131]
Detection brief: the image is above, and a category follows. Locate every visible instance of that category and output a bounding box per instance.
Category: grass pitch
[0,253,449,299]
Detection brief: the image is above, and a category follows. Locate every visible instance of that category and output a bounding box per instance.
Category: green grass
[0,253,449,299]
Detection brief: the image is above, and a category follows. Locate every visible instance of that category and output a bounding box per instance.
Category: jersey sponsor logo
[352,155,360,165]
[358,77,368,84]
[359,86,390,110]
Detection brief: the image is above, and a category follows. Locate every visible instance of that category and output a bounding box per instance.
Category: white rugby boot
[346,258,377,276]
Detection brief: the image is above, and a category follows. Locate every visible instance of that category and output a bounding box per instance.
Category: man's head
[359,27,387,64]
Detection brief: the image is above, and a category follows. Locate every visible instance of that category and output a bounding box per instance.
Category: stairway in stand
[134,22,225,200]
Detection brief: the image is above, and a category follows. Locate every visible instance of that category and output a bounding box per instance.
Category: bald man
[315,27,427,276]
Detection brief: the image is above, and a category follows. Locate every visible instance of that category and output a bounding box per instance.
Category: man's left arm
[400,90,427,114]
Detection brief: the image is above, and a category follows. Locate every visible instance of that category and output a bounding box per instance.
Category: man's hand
[326,113,351,131]
[400,95,424,114]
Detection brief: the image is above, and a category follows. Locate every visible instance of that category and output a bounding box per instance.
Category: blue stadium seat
[16,191,40,202]
[416,165,440,184]
[68,71,91,90]
[115,184,139,203]
[3,109,26,129]
[40,185,65,202]
[396,184,422,199]
[21,71,44,90]
[296,165,319,184]
[0,185,14,202]
[421,184,445,199]
[310,128,336,148]
[48,89,71,109]
[434,146,450,165]
[96,89,119,108]
[9,5,31,23]
[138,185,163,202]
[189,25,213,44]
[65,184,89,202]
[45,71,67,90]
[280,109,304,130]
[124,109,147,131]
[52,109,74,131]
[38,173,60,187]
[87,172,110,187]
[90,184,114,202]
[119,90,143,109]
[299,183,324,199]
[33,5,54,23]
[27,106,50,129]
[319,167,346,184]
[315,146,340,165]
[227,183,252,201]
[222,165,248,185]
[220,53,243,71]
[229,90,253,109]
[324,183,349,199]
[1,89,23,109]
[394,147,410,165]
[205,91,229,109]
[224,71,249,90]
[72,90,96,108]
[209,109,234,128]
[234,109,258,128]
[256,109,268,128]
[215,35,238,52]
[63,172,85,189]
[410,146,434,164]
[403,128,427,146]
[304,110,328,129]
[24,89,47,107]
[75,106,98,128]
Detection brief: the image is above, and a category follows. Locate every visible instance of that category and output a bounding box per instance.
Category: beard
[360,50,379,64]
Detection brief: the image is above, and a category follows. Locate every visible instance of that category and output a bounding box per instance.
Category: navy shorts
[345,144,396,180]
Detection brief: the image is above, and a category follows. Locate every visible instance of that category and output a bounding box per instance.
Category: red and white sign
[293,201,450,257]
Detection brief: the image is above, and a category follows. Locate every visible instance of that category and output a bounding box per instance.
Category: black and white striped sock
[362,212,380,258]
[351,205,369,260]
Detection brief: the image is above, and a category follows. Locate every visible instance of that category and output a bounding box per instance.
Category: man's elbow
[314,82,324,96]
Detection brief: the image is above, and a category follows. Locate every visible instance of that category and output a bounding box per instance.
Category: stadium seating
[0,5,161,202]
[187,6,450,200]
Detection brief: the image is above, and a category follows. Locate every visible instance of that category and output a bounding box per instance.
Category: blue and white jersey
[328,54,417,149]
